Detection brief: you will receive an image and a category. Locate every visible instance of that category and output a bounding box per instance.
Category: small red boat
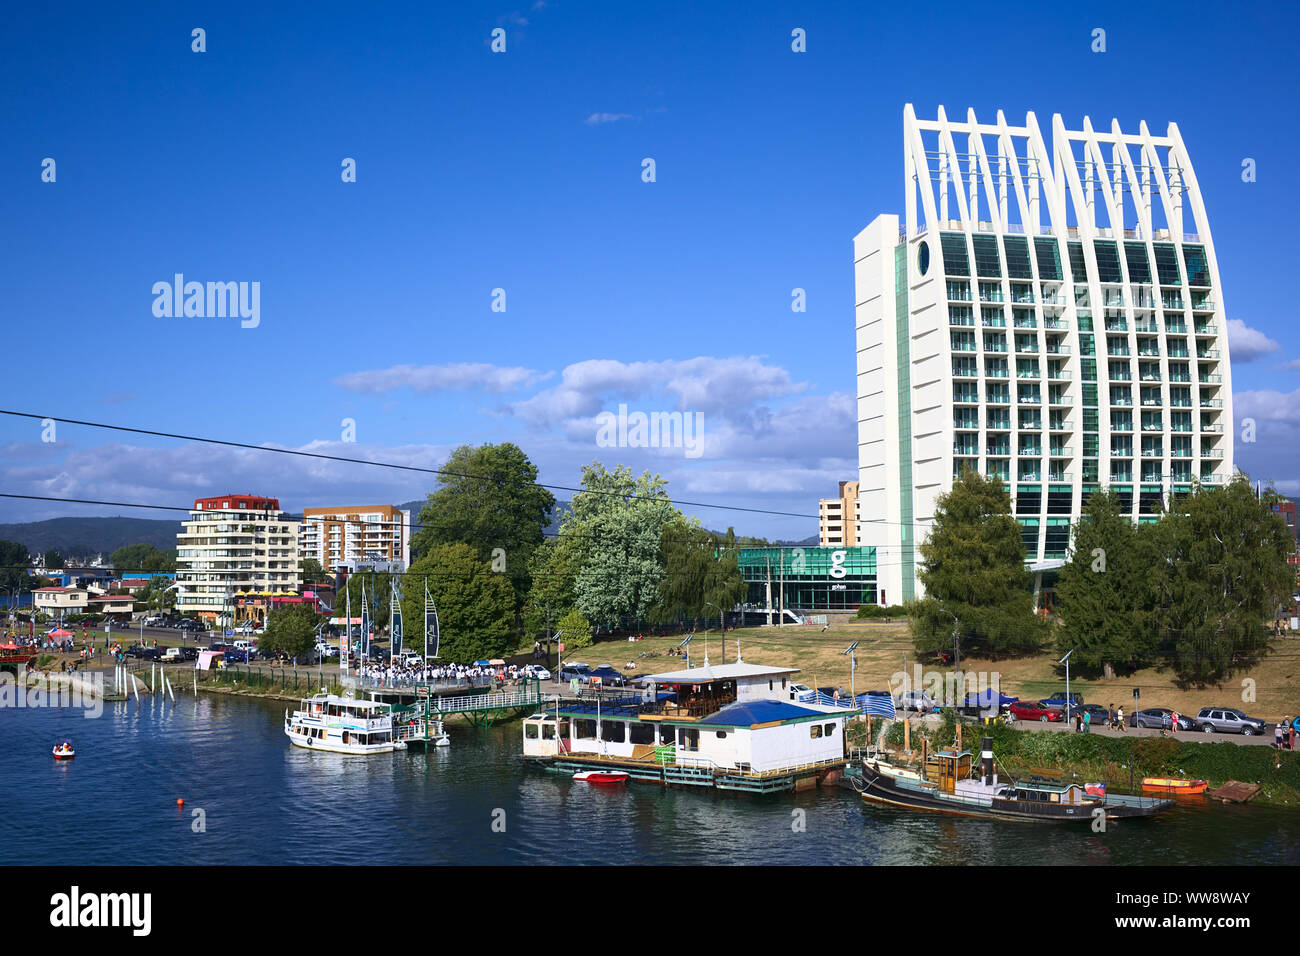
[52,740,75,760]
[573,770,627,785]
[1141,777,1207,795]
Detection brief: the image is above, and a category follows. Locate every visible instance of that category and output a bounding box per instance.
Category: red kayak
[573,770,628,785]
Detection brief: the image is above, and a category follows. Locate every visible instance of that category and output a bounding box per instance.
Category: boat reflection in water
[851,736,1174,823]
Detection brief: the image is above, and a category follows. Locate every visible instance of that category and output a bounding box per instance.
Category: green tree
[109,543,176,572]
[43,549,64,570]
[399,543,517,662]
[300,557,330,586]
[0,540,31,594]
[563,462,680,630]
[654,521,746,624]
[260,604,323,659]
[1148,477,1294,683]
[337,570,392,633]
[522,537,579,637]
[556,607,593,651]
[1056,489,1159,676]
[912,468,1046,658]
[409,443,555,609]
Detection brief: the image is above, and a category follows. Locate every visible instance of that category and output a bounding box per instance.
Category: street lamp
[1059,648,1074,724]
[704,602,720,663]
[841,641,859,702]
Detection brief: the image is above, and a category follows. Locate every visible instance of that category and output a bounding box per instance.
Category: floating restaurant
[522,659,854,793]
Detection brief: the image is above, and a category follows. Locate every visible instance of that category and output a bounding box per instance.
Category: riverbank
[858,713,1300,807]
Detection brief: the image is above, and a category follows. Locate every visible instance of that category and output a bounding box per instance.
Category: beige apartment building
[819,481,864,547]
[175,494,301,624]
[300,505,411,573]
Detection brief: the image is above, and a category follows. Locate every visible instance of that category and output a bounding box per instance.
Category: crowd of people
[355,660,530,688]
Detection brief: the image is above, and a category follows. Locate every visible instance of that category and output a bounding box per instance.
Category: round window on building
[917,240,930,276]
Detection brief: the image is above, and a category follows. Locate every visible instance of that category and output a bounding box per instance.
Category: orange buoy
[176,798,184,806]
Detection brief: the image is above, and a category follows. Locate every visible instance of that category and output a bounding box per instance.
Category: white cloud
[507,356,807,427]
[334,363,547,395]
[1227,319,1280,363]
[584,112,634,126]
[1276,358,1300,371]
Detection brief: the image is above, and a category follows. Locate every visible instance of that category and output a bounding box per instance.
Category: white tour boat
[285,693,404,755]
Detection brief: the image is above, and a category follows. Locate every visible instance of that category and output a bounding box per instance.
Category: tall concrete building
[819,481,863,547]
[299,505,411,573]
[856,105,1233,604]
[175,494,302,624]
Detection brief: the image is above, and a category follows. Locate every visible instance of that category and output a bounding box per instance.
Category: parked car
[1038,692,1084,711]
[897,689,938,712]
[1008,700,1063,722]
[143,615,167,627]
[523,665,552,680]
[1195,707,1265,736]
[1078,703,1113,726]
[314,642,340,659]
[1130,708,1202,731]
[559,663,592,683]
[958,690,1019,715]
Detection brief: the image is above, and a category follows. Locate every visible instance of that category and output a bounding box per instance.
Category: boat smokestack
[981,736,994,785]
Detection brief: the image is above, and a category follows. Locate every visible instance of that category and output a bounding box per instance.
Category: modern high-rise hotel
[856,106,1233,604]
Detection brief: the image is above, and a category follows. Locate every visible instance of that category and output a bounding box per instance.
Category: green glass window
[972,235,1002,279]
[1081,461,1099,482]
[1153,243,1181,286]
[1093,241,1123,283]
[1082,408,1099,430]
[1067,242,1090,283]
[1034,238,1062,281]
[1183,245,1211,287]
[1003,236,1034,280]
[1081,358,1097,380]
[1078,335,1095,356]
[940,233,970,277]
[1047,486,1073,515]
[1082,384,1098,406]
[1124,242,1152,284]
[1016,487,1042,516]
[1044,519,1070,557]
[1019,518,1040,552]
[1083,434,1099,457]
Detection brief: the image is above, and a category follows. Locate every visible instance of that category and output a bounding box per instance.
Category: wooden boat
[573,770,628,785]
[52,740,75,760]
[853,738,1174,822]
[1141,777,1208,795]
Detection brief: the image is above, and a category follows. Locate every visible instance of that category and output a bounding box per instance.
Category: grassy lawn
[515,622,1300,721]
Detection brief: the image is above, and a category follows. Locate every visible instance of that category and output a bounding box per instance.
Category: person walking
[1116,705,1125,731]
[1170,710,1179,734]
[1083,709,1091,733]
[1276,719,1285,750]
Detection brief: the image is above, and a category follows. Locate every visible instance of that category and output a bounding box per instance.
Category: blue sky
[2,0,1297,539]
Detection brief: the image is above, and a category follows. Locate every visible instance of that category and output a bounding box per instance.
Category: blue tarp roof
[697,700,828,727]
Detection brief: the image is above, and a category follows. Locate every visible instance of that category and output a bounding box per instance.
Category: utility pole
[1060,648,1074,724]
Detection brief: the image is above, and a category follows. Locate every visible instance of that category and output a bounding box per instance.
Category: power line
[0,409,816,520]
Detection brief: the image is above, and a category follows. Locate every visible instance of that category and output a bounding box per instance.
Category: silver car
[1195,707,1265,735]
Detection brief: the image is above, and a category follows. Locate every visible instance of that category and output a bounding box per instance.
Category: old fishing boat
[852,737,1174,822]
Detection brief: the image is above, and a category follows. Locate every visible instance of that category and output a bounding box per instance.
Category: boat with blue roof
[522,658,855,793]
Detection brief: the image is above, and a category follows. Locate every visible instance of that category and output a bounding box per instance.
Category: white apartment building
[299,505,411,573]
[175,494,302,623]
[857,106,1233,604]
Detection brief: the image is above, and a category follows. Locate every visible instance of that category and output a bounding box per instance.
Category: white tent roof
[643,661,800,684]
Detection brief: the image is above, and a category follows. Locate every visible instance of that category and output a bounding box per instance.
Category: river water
[3,693,1297,866]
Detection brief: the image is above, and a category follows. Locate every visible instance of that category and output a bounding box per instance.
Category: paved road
[1004,717,1279,746]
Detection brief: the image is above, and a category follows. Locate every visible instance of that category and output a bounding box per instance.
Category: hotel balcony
[1200,397,1224,408]
[1134,319,1160,334]
[1200,448,1224,459]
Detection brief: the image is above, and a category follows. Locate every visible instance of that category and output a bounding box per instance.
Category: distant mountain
[0,517,182,561]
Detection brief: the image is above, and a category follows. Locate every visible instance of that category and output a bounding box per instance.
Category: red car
[1009,700,1063,723]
